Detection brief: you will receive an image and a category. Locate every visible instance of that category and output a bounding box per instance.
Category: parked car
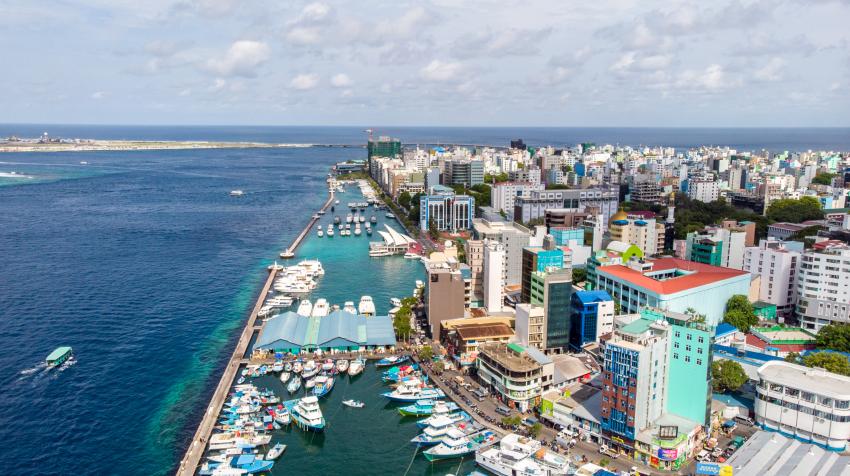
[696,450,710,462]
[495,406,512,416]
[734,415,755,426]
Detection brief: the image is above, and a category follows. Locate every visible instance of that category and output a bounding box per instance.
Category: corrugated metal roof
[255,311,397,350]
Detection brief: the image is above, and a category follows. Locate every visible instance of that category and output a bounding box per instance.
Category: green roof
[620,318,654,334]
[507,343,526,354]
[46,346,72,361]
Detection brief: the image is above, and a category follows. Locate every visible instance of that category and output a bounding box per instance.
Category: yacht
[347,358,365,376]
[266,296,294,308]
[311,298,329,317]
[338,223,344,230]
[297,259,325,276]
[382,381,445,402]
[288,396,326,432]
[296,300,313,317]
[416,408,469,428]
[327,227,334,237]
[424,429,496,461]
[390,297,402,307]
[317,229,324,237]
[230,190,244,197]
[410,416,462,446]
[342,301,357,314]
[358,296,376,316]
[476,433,572,476]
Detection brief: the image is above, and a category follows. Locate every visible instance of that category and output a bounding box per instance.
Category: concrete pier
[177,187,334,476]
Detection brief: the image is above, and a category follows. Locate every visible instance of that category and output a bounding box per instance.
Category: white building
[483,240,506,313]
[490,181,544,220]
[685,226,747,270]
[473,219,533,287]
[687,179,719,203]
[795,240,850,332]
[514,303,545,350]
[476,342,554,412]
[755,360,850,451]
[743,238,801,318]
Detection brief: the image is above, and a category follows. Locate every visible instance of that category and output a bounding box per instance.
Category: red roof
[597,257,748,295]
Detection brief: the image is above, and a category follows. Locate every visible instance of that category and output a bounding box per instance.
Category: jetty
[177,186,335,476]
[282,189,335,257]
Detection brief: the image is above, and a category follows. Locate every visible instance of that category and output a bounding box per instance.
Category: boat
[334,216,341,224]
[475,433,572,476]
[311,299,329,317]
[327,228,334,237]
[358,296,376,316]
[284,362,293,372]
[279,248,295,259]
[265,442,287,461]
[280,372,291,384]
[317,210,325,215]
[46,346,73,368]
[271,405,291,425]
[335,200,340,205]
[370,216,377,223]
[208,432,272,451]
[386,213,395,219]
[347,358,365,376]
[292,361,303,374]
[312,375,335,397]
[336,359,349,373]
[302,360,319,379]
[288,396,326,432]
[305,377,316,389]
[398,399,438,417]
[404,252,420,259]
[375,355,409,367]
[200,454,274,475]
[342,301,357,314]
[287,377,301,393]
[271,361,284,372]
[317,229,324,237]
[359,215,365,223]
[267,261,284,271]
[296,300,313,317]
[230,190,244,197]
[382,381,445,402]
[390,297,402,307]
[416,408,469,428]
[346,213,353,223]
[354,226,361,236]
[342,399,365,408]
[423,429,496,461]
[411,415,468,446]
[366,227,372,235]
[320,359,334,372]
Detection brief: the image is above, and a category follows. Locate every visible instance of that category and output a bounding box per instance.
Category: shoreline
[0,140,366,153]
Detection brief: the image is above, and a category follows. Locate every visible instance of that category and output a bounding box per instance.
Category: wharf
[177,187,334,476]
[283,189,334,256]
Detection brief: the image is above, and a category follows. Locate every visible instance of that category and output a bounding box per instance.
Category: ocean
[0,125,847,475]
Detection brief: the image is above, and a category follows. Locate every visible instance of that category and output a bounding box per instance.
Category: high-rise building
[465,240,485,308]
[483,240,506,313]
[521,246,565,303]
[419,187,475,232]
[743,238,801,318]
[513,186,619,227]
[608,210,665,257]
[367,136,402,172]
[425,263,466,338]
[795,240,850,332]
[472,219,534,287]
[684,226,747,269]
[491,181,545,219]
[444,159,484,187]
[569,290,614,350]
[686,179,719,203]
[540,268,573,353]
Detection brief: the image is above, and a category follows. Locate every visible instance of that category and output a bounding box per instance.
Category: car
[711,447,724,458]
[734,415,755,426]
[495,406,512,416]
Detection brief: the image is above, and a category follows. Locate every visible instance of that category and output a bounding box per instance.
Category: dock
[282,189,335,256]
[177,186,334,476]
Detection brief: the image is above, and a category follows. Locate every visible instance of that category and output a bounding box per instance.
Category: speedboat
[311,299,329,317]
[390,297,402,307]
[302,360,319,379]
[312,375,335,398]
[342,301,357,314]
[348,358,365,376]
[342,399,365,408]
[265,442,287,461]
[423,429,496,461]
[288,396,326,432]
[336,359,349,373]
[358,296,376,316]
[375,355,409,367]
[296,300,313,317]
[287,377,301,393]
[229,190,244,197]
[404,252,420,259]
[386,213,395,219]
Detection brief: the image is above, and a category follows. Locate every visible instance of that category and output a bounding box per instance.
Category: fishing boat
[342,301,357,314]
[320,359,335,372]
[296,300,313,317]
[411,416,468,446]
[302,360,319,379]
[416,408,469,428]
[342,399,365,408]
[398,399,437,417]
[347,358,365,376]
[381,381,445,402]
[375,355,409,368]
[265,442,287,461]
[305,377,316,389]
[279,372,291,384]
[288,396,326,432]
[271,405,291,425]
[291,361,303,374]
[286,377,301,393]
[336,359,349,373]
[423,429,496,461]
[312,375,335,398]
[200,454,274,475]
[46,346,73,368]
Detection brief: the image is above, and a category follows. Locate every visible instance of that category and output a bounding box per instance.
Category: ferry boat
[411,416,467,446]
[286,377,301,393]
[46,346,73,368]
[347,358,365,376]
[475,433,572,476]
[229,190,244,197]
[296,300,313,317]
[358,296,376,316]
[375,355,409,368]
[416,408,468,428]
[342,301,357,314]
[288,396,326,432]
[382,381,445,402]
[423,429,496,461]
[312,375,335,398]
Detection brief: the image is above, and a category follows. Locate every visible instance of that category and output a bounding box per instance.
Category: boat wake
[19,362,46,376]
[17,357,76,383]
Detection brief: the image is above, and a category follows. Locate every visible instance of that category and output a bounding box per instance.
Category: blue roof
[256,310,396,350]
[524,346,553,366]
[715,322,738,338]
[574,290,612,304]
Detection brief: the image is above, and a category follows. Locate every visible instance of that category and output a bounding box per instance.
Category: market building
[254,310,396,354]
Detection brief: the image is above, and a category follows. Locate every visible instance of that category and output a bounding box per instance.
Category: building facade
[743,238,800,318]
[795,241,850,332]
[425,263,466,337]
[569,290,615,350]
[420,191,475,232]
[476,342,554,412]
[483,240,506,313]
[473,219,533,287]
[684,226,747,270]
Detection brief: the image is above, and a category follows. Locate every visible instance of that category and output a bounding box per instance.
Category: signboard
[696,463,733,476]
[658,425,679,439]
[657,447,678,461]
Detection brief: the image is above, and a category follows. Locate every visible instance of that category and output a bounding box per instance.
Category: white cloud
[676,64,738,91]
[91,91,106,100]
[611,52,672,73]
[205,40,270,77]
[420,60,463,82]
[754,57,786,82]
[290,73,320,90]
[330,73,352,88]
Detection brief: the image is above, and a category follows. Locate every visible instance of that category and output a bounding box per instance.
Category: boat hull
[423,449,474,462]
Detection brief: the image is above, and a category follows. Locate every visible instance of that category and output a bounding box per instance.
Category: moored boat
[336,359,349,373]
[347,358,365,376]
[342,399,365,408]
[265,442,287,461]
[416,408,469,428]
[423,429,496,461]
[312,375,335,398]
[375,355,409,368]
[286,377,301,393]
[287,396,326,432]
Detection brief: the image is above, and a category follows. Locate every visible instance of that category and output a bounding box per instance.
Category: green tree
[614,301,621,315]
[789,225,823,243]
[812,172,837,186]
[572,268,587,283]
[419,345,434,361]
[784,352,801,363]
[501,415,521,427]
[433,361,445,373]
[530,422,543,438]
[723,295,759,333]
[766,197,824,223]
[712,360,748,392]
[816,324,850,353]
[599,457,611,468]
[428,217,440,239]
[801,352,850,376]
[485,172,509,183]
[398,191,412,209]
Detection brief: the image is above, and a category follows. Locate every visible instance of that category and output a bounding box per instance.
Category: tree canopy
[766,197,823,223]
[712,360,748,392]
[485,172,510,183]
[812,172,837,186]
[572,268,587,284]
[816,324,850,353]
[398,190,412,209]
[723,295,759,333]
[672,195,768,240]
[801,352,850,376]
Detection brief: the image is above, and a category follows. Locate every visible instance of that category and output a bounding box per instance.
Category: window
[837,400,850,410]
[674,342,680,349]
[673,352,679,360]
[685,356,691,363]
[686,333,693,341]
[686,345,692,352]
[697,348,703,354]
[696,359,702,366]
[698,336,704,344]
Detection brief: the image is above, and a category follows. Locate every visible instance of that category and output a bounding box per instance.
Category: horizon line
[2,122,850,129]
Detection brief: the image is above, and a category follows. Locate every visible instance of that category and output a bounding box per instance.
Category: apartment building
[795,240,850,332]
[743,238,801,318]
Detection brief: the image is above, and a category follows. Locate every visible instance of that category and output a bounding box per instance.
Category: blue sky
[1,0,849,126]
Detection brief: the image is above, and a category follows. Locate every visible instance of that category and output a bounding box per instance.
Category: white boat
[359,215,365,223]
[342,301,357,314]
[267,261,284,271]
[411,415,459,445]
[317,229,324,237]
[273,407,291,426]
[335,200,340,205]
[476,433,572,476]
[390,297,402,307]
[265,442,287,460]
[358,296,376,316]
[347,358,365,376]
[266,296,293,308]
[297,259,325,276]
[346,213,353,223]
[302,360,319,379]
[208,432,272,451]
[404,252,420,259]
[336,359,349,373]
[279,248,295,259]
[230,190,244,197]
[342,399,365,408]
[292,361,302,374]
[327,228,334,237]
[280,372,291,384]
[354,226,361,236]
[287,377,301,393]
[415,280,424,289]
[305,377,316,389]
[321,359,334,372]
[289,396,326,432]
[386,213,395,219]
[296,300,313,317]
[311,298,329,317]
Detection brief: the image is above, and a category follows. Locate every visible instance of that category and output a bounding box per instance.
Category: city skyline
[2,0,849,127]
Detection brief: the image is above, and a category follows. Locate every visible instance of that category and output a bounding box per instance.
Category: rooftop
[751,326,816,344]
[454,323,514,340]
[574,290,613,304]
[758,360,850,398]
[725,430,850,475]
[597,257,749,295]
[479,342,548,372]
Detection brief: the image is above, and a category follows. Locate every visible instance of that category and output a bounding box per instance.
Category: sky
[1,0,849,127]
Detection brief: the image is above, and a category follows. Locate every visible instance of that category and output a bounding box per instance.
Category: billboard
[657,447,678,461]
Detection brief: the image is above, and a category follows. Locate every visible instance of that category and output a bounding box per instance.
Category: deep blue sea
[0,125,847,475]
